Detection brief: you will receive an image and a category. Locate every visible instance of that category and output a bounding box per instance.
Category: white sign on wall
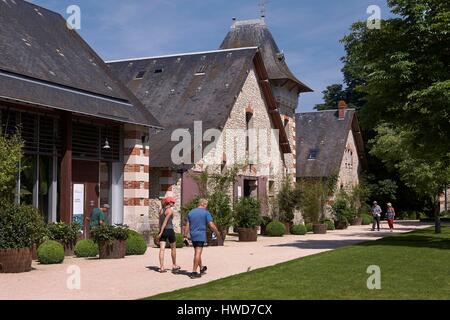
[73,184,84,216]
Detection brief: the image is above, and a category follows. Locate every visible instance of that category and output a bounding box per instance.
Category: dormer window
[134,71,146,79]
[308,149,318,160]
[154,68,163,74]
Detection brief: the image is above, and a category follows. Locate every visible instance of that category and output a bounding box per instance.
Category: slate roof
[220,19,312,93]
[296,109,367,178]
[108,47,290,168]
[0,0,161,128]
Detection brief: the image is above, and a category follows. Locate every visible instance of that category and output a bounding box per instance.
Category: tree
[315,84,346,110]
[339,0,450,233]
[0,133,23,202]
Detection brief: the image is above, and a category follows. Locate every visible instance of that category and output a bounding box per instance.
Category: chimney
[338,100,347,120]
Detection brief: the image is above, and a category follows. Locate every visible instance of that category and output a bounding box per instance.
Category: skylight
[308,149,318,160]
[154,68,163,74]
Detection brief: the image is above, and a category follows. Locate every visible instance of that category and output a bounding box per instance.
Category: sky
[30,0,392,112]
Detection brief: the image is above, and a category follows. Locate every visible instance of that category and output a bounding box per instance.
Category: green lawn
[147,226,450,300]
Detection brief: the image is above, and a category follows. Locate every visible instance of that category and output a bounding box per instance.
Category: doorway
[72,160,99,237]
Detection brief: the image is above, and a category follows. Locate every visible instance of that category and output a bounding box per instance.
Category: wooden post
[60,112,72,223]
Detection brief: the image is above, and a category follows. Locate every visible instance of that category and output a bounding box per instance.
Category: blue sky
[31,0,392,112]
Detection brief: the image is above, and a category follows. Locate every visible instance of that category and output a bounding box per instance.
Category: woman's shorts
[160,229,176,244]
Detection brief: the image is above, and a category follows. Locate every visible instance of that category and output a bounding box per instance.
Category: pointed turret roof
[220,18,313,93]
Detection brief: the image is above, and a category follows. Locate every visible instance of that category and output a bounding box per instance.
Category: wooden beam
[60,111,72,223]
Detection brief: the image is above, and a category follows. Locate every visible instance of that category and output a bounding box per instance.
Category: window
[308,149,318,160]
[246,112,253,152]
[134,71,146,79]
[195,65,207,76]
[154,68,163,74]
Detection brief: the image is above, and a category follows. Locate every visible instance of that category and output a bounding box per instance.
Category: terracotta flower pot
[238,227,258,242]
[0,248,32,273]
[313,224,327,234]
[98,240,126,259]
[351,217,363,226]
[62,243,75,256]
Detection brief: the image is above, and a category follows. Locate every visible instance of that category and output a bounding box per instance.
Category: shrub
[207,191,233,230]
[91,224,129,244]
[37,240,64,264]
[361,214,372,225]
[408,212,418,220]
[331,197,354,224]
[233,197,261,228]
[74,239,98,258]
[305,223,313,232]
[324,220,335,230]
[126,230,147,255]
[265,221,285,237]
[291,224,307,235]
[175,233,184,248]
[47,222,81,247]
[0,203,46,249]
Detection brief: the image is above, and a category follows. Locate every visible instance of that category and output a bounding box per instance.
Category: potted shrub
[299,179,327,234]
[207,191,233,246]
[234,197,261,242]
[0,203,45,273]
[331,198,353,230]
[47,222,82,256]
[291,224,307,235]
[277,179,301,234]
[74,239,99,258]
[91,224,129,259]
[126,230,148,256]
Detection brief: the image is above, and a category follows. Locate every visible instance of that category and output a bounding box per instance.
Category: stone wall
[337,129,361,190]
[123,124,151,237]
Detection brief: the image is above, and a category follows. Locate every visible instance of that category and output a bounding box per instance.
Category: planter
[351,217,363,226]
[335,220,349,230]
[260,225,267,235]
[238,227,258,242]
[98,240,126,259]
[0,248,32,273]
[313,224,327,234]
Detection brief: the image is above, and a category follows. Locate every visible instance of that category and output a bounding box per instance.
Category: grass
[147,226,450,300]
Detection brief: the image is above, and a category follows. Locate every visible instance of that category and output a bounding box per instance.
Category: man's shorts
[192,241,205,248]
[160,229,176,244]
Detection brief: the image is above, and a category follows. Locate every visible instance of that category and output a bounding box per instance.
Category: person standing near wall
[371,201,382,231]
[157,197,180,273]
[386,203,396,232]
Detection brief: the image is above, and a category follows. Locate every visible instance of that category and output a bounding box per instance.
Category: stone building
[108,48,298,232]
[296,101,367,200]
[0,0,162,236]
[220,18,313,184]
[440,187,449,213]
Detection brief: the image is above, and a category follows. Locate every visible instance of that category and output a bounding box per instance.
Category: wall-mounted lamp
[103,138,111,150]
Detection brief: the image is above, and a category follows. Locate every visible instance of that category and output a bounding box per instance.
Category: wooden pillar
[60,112,72,223]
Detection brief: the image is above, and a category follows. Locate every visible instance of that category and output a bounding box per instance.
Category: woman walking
[157,197,180,273]
[386,203,396,232]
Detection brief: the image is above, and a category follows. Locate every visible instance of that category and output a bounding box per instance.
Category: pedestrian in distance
[386,203,396,232]
[371,201,382,231]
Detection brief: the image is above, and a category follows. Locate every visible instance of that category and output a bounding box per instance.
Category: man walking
[371,201,382,231]
[183,198,221,279]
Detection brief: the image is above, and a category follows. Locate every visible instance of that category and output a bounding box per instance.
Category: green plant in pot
[277,179,302,234]
[0,203,46,273]
[207,191,232,246]
[331,195,354,230]
[298,179,328,234]
[91,224,129,259]
[233,197,261,242]
[47,222,82,256]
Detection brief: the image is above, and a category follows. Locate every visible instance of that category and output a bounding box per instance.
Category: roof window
[135,71,146,79]
[308,149,318,160]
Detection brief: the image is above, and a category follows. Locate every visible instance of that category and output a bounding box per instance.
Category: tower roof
[220,18,313,93]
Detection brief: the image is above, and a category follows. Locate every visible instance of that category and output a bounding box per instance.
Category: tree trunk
[434,195,441,234]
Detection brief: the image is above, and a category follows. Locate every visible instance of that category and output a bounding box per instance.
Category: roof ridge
[106,47,259,64]
[297,109,356,115]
